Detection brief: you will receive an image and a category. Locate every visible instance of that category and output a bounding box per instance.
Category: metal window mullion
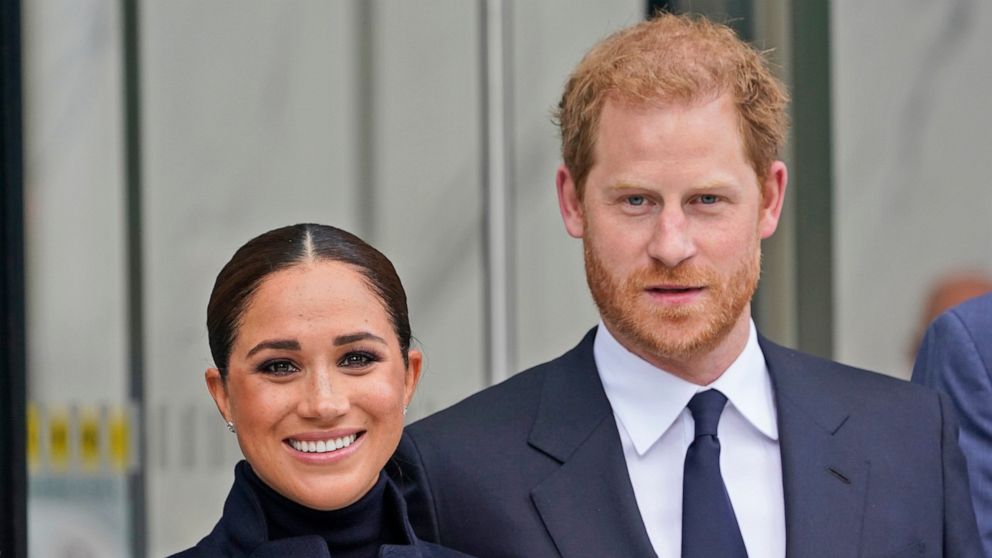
[480,0,515,386]
[121,0,147,555]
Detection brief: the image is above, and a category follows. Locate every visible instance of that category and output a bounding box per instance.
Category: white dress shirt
[595,320,785,558]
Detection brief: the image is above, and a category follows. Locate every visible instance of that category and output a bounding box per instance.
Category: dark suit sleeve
[934,390,984,556]
[389,431,442,545]
[914,311,992,555]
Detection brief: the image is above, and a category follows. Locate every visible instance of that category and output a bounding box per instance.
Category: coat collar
[760,336,869,557]
[528,328,657,558]
[187,461,428,558]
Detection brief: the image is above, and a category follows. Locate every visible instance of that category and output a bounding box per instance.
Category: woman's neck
[241,461,405,557]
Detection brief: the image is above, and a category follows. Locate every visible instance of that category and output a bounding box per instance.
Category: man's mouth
[647,285,704,294]
[287,433,361,454]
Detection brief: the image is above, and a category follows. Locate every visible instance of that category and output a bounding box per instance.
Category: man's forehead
[603,89,729,114]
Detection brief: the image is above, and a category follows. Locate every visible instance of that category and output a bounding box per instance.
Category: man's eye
[697,194,719,205]
[626,195,646,206]
[339,351,379,368]
[261,360,298,375]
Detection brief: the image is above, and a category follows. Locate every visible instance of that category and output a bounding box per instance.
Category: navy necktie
[681,389,748,558]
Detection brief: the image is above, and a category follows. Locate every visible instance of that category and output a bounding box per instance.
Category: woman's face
[206,261,422,510]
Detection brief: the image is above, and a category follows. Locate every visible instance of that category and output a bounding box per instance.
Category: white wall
[832,0,992,378]
[140,2,362,554]
[136,1,642,555]
[512,0,641,369]
[22,0,130,556]
[23,0,645,554]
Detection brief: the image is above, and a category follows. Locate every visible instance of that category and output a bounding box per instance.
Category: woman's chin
[257,449,382,511]
[285,471,379,511]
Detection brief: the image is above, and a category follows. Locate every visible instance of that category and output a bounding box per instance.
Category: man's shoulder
[406,329,597,440]
[408,361,548,437]
[947,292,992,332]
[761,336,940,412]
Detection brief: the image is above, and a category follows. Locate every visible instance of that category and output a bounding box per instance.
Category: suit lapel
[528,329,656,558]
[761,338,869,558]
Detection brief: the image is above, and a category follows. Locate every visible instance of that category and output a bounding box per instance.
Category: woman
[172,224,470,557]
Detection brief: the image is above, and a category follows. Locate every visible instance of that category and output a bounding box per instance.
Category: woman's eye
[261,360,298,376]
[339,351,378,368]
[625,195,646,206]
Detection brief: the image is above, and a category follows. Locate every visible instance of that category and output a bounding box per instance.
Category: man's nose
[298,370,350,419]
[646,205,697,268]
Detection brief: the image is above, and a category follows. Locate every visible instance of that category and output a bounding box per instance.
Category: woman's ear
[403,350,424,408]
[205,368,232,423]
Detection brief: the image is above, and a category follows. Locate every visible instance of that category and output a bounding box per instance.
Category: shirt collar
[594,319,778,456]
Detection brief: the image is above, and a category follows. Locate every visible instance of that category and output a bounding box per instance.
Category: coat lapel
[528,329,656,558]
[761,338,869,558]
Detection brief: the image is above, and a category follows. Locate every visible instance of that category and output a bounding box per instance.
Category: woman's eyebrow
[334,332,387,346]
[245,339,300,358]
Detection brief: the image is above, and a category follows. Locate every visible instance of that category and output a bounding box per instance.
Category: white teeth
[290,434,358,454]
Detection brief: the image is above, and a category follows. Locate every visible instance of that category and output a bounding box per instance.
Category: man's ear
[205,368,232,423]
[758,161,788,239]
[556,165,585,238]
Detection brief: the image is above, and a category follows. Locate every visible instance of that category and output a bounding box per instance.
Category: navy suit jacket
[914,292,992,556]
[392,328,981,558]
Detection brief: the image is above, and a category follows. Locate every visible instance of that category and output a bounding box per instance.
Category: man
[914,292,992,556]
[908,271,992,361]
[392,14,981,558]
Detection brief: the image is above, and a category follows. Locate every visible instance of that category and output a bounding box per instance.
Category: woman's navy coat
[169,463,471,558]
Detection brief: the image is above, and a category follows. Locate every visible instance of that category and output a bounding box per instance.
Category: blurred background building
[1,0,990,556]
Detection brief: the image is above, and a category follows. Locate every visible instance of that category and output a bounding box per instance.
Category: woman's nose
[297,370,350,419]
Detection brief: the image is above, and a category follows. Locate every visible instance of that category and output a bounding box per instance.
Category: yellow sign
[27,403,40,471]
[109,408,130,472]
[48,409,71,471]
[79,408,101,471]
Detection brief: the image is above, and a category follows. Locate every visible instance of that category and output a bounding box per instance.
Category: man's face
[556,95,786,379]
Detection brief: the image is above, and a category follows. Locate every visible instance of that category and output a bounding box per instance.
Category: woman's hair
[207,223,411,376]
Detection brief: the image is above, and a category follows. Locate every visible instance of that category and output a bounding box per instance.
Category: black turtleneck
[242,462,407,558]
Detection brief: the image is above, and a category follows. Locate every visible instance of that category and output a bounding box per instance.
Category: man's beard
[584,240,760,366]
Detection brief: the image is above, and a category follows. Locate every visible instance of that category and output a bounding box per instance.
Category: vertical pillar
[121,0,147,554]
[0,0,28,554]
[480,0,516,385]
[791,0,833,358]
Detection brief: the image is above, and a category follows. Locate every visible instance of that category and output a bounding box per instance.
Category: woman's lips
[284,431,366,462]
[288,433,359,454]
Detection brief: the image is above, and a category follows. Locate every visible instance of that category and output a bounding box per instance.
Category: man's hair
[554,13,789,196]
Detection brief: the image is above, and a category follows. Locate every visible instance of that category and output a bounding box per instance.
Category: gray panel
[511,0,643,370]
[139,2,359,554]
[22,0,131,556]
[832,0,992,378]
[370,0,487,416]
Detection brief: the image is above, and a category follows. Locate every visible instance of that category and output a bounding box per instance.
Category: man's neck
[607,311,753,386]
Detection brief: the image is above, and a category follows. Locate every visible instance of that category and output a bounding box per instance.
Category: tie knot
[687,389,728,438]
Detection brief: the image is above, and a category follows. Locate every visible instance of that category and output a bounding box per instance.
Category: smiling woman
[170,224,471,558]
